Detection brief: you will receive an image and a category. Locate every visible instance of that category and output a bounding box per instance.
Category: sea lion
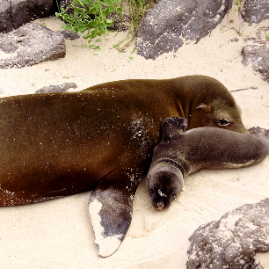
[147,117,269,211]
[0,76,247,257]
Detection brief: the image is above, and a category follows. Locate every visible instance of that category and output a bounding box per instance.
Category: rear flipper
[89,186,134,257]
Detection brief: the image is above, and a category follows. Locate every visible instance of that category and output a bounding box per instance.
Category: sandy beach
[0,11,269,269]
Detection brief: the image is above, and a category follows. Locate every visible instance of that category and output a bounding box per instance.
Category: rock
[0,23,66,68]
[136,0,231,60]
[35,83,78,93]
[57,0,74,15]
[187,198,269,269]
[59,30,80,40]
[0,0,54,33]
[242,0,269,23]
[0,0,13,33]
[11,0,54,29]
[241,45,269,82]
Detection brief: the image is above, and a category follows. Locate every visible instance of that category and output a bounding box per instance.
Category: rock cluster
[35,82,77,93]
[136,0,231,60]
[243,0,269,23]
[0,23,66,68]
[0,0,54,33]
[0,0,269,81]
[187,198,269,269]
[242,44,269,83]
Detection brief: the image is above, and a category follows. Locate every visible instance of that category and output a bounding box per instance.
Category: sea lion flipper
[161,117,188,140]
[89,187,133,257]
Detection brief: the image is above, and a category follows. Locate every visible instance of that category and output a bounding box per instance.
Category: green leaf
[83,31,93,39]
[65,24,73,31]
[77,22,87,33]
[108,6,115,13]
[102,9,109,17]
[89,7,98,14]
[96,38,102,42]
[81,0,91,4]
[75,0,85,6]
[104,0,112,6]
[266,35,269,40]
[106,18,113,24]
[116,7,122,13]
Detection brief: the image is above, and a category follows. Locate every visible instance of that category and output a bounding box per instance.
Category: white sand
[0,11,269,268]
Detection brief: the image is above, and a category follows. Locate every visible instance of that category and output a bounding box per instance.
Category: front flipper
[89,186,134,257]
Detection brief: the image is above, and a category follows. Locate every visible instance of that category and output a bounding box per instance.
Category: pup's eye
[218,118,230,126]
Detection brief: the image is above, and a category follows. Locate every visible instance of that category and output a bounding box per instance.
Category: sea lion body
[0,76,247,257]
[147,117,269,211]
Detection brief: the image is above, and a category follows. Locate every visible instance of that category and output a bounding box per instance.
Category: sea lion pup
[147,117,269,211]
[0,76,247,257]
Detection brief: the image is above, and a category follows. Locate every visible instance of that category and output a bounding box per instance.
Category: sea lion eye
[218,118,230,126]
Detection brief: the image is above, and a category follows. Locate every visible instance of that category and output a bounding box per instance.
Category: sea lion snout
[147,163,184,210]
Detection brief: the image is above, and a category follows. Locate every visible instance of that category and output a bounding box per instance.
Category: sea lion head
[147,118,186,211]
[147,163,184,211]
[191,98,247,133]
[180,76,248,133]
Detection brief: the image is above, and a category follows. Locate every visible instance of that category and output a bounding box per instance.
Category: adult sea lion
[0,75,247,257]
[147,117,269,211]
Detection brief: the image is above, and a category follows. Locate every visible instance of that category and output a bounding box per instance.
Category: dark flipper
[88,182,135,257]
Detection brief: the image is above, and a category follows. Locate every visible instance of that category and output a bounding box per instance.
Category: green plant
[266,35,269,41]
[55,0,123,42]
[111,0,146,50]
[56,0,147,49]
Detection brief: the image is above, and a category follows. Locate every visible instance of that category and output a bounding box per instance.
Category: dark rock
[0,0,13,33]
[230,37,239,42]
[0,23,66,68]
[35,83,77,93]
[241,45,269,82]
[187,198,269,269]
[57,0,73,14]
[0,0,54,33]
[242,0,269,23]
[136,0,231,60]
[11,0,54,29]
[59,30,80,40]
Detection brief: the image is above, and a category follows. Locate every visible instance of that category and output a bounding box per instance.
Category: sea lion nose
[156,201,164,211]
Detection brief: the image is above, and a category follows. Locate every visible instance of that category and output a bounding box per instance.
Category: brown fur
[0,76,247,257]
[147,117,269,210]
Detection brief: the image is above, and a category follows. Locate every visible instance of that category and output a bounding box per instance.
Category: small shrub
[56,0,148,49]
[56,0,123,42]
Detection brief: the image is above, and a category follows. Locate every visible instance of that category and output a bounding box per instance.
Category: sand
[0,8,269,269]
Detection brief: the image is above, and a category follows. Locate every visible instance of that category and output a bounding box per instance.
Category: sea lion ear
[161,117,188,141]
[196,103,211,112]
